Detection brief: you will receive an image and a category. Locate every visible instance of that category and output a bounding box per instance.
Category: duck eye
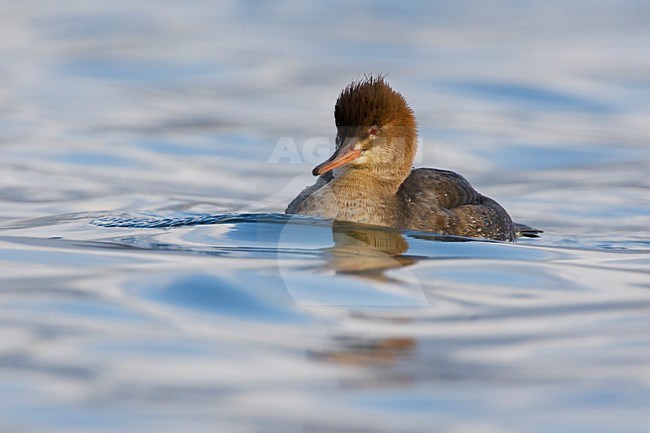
[368,125,379,137]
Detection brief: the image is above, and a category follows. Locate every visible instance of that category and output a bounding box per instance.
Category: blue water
[1,1,649,433]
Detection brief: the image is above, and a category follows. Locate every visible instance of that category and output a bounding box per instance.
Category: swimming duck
[286,76,541,241]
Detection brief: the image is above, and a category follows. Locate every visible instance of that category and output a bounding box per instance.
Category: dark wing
[398,168,517,241]
[398,168,482,209]
[285,171,333,214]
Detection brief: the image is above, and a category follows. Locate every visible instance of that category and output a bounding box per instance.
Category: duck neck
[373,128,417,188]
[331,167,403,197]
[325,169,404,227]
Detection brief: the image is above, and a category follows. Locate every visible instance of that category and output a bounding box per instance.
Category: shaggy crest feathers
[334,76,416,131]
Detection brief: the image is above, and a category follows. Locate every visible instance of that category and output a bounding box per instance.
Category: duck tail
[514,223,543,238]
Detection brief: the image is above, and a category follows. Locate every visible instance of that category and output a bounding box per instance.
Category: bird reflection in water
[312,222,422,368]
[323,220,417,279]
[311,222,470,368]
[309,334,416,368]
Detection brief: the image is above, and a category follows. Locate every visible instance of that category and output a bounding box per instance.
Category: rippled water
[1,1,649,432]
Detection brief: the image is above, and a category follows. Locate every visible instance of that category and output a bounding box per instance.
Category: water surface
[1,1,649,432]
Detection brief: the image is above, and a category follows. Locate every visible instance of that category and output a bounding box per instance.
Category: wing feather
[398,168,516,240]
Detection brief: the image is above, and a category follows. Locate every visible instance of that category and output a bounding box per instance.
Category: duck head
[313,76,418,186]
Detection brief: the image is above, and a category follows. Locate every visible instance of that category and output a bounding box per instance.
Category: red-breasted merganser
[286,76,541,241]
